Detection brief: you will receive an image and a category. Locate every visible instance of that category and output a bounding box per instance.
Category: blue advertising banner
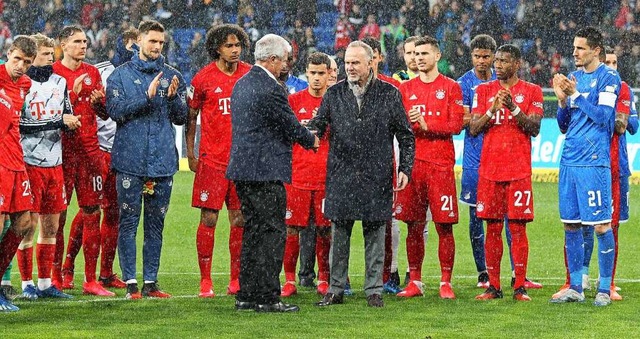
[453,118,640,172]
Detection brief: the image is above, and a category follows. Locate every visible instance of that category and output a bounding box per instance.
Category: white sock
[22,280,34,289]
[1,280,11,286]
[126,279,137,285]
[144,280,155,284]
[38,278,51,291]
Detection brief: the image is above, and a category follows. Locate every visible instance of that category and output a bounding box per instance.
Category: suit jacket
[307,77,415,221]
[226,66,316,183]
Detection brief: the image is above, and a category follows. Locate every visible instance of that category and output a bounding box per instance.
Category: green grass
[2,172,639,338]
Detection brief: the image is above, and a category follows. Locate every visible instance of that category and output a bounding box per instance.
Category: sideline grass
[2,172,639,338]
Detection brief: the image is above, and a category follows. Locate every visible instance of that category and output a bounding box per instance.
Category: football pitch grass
[2,172,639,338]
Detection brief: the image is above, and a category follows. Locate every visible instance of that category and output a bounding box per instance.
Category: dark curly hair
[205,24,250,60]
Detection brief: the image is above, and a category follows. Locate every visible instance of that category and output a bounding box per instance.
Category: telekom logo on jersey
[412,105,442,116]
[29,101,61,119]
[219,97,231,115]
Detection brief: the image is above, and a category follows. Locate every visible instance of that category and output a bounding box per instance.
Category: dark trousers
[235,181,286,304]
[298,222,316,283]
[116,173,173,282]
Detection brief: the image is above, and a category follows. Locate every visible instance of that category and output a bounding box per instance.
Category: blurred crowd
[0,0,638,87]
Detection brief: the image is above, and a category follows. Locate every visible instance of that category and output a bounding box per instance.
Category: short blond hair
[31,33,55,49]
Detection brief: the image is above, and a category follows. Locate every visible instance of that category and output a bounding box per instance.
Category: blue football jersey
[457,68,496,169]
[561,63,621,167]
[619,91,638,177]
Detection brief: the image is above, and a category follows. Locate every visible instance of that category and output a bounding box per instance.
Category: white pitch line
[6,272,640,283]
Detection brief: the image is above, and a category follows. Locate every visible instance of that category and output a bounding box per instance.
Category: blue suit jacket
[226,66,316,183]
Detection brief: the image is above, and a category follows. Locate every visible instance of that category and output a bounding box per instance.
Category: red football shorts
[26,164,66,214]
[0,166,33,213]
[285,185,331,227]
[394,160,458,224]
[191,161,240,211]
[62,151,105,208]
[611,173,620,225]
[477,175,534,221]
[100,150,118,209]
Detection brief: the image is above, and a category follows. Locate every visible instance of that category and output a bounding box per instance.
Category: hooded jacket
[106,53,188,177]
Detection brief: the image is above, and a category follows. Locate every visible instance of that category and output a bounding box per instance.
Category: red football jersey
[188,61,251,170]
[610,81,632,177]
[289,89,329,191]
[399,74,464,166]
[472,79,544,181]
[0,64,31,116]
[0,91,24,171]
[378,73,401,89]
[53,60,103,154]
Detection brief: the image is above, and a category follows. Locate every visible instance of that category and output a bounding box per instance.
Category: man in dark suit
[226,33,319,313]
[308,41,415,308]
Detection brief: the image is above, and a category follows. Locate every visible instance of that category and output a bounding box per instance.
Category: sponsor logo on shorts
[524,208,532,214]
[592,210,601,216]
[476,202,484,212]
[200,191,209,202]
[448,211,455,217]
[285,210,292,219]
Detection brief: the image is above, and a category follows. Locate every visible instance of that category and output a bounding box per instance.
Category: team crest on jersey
[84,77,92,86]
[286,210,292,219]
[122,178,131,189]
[590,79,597,88]
[160,78,170,88]
[476,202,484,212]
[435,89,445,100]
[514,93,524,104]
[200,191,209,202]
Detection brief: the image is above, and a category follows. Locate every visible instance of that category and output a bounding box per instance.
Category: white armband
[569,91,581,101]
[511,106,521,116]
[485,110,494,118]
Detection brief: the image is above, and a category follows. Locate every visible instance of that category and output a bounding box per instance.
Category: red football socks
[435,223,455,283]
[82,212,101,282]
[485,221,504,290]
[283,233,299,282]
[407,222,425,281]
[508,221,529,290]
[196,223,215,281]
